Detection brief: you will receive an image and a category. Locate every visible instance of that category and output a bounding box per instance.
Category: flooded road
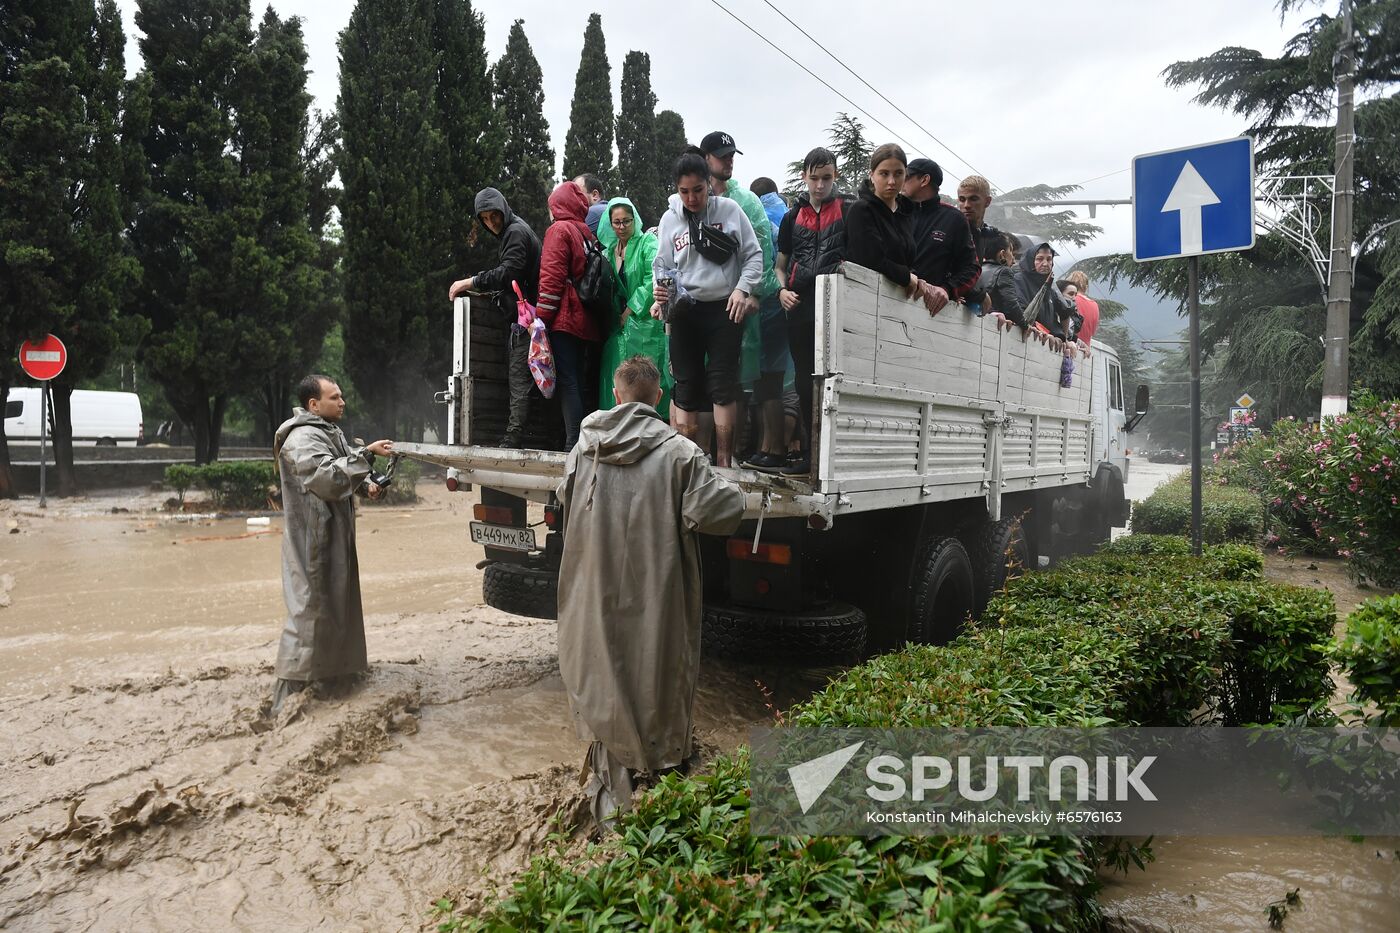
[0,484,830,931]
[3,470,1398,930]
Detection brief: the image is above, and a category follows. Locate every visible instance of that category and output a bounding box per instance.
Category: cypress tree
[432,0,499,275]
[492,20,554,227]
[615,50,663,223]
[654,109,689,188]
[242,9,330,442]
[337,0,448,440]
[129,0,267,464]
[561,13,613,183]
[0,0,139,493]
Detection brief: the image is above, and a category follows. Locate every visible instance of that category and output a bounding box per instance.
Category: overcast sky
[112,0,1317,261]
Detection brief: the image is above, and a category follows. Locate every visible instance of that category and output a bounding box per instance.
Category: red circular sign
[18,334,68,381]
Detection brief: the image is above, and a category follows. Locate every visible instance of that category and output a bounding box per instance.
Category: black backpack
[570,221,618,333]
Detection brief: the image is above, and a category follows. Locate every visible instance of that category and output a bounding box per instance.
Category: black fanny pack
[687,210,739,265]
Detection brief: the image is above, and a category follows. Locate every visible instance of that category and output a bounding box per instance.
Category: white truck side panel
[816,264,1097,519]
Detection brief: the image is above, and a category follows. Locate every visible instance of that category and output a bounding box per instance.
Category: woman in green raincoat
[597,197,671,417]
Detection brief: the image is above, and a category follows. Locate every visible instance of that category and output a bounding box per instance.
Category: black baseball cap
[906,158,943,188]
[700,131,742,157]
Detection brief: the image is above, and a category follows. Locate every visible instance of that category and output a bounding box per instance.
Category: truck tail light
[445,476,460,492]
[726,539,792,566]
[543,505,561,528]
[473,504,514,524]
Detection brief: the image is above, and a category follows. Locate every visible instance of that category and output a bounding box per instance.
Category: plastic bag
[1060,351,1074,389]
[514,281,556,398]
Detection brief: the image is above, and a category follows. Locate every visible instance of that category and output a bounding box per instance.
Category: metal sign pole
[1188,256,1202,556]
[38,381,49,509]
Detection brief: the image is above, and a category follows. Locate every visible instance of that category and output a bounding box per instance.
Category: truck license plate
[470,522,536,552]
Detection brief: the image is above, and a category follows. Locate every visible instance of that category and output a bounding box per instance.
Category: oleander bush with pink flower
[1213,393,1400,586]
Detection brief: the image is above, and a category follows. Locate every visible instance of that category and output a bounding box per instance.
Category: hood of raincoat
[575,401,673,465]
[473,187,516,236]
[759,191,787,229]
[1018,240,1056,284]
[596,196,645,251]
[274,408,339,460]
[548,181,591,225]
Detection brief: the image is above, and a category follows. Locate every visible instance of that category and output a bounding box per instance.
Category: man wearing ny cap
[698,132,779,307]
[902,158,980,315]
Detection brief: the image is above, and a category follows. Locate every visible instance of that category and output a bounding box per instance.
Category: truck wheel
[964,517,1030,618]
[482,561,558,620]
[702,601,866,665]
[908,536,975,645]
[1090,468,1126,545]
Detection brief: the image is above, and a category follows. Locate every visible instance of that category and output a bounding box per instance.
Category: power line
[704,0,929,165]
[757,0,988,184]
[1071,167,1129,187]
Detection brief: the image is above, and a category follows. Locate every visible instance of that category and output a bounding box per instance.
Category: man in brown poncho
[556,356,746,827]
[271,374,394,713]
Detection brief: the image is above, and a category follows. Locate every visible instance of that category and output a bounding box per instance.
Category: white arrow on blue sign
[1133,136,1255,262]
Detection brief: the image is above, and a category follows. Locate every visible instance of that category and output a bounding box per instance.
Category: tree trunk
[50,384,78,497]
[209,394,227,462]
[0,383,13,500]
[188,396,212,465]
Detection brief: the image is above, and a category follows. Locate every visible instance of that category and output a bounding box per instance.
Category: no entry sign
[18,334,67,381]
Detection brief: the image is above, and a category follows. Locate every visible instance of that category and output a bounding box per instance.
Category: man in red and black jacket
[773,147,853,474]
[902,158,980,315]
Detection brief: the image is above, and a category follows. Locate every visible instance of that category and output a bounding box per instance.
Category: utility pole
[1321,0,1356,418]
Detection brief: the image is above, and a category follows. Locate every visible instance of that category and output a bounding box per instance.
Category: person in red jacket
[538,182,605,448]
[1064,270,1101,346]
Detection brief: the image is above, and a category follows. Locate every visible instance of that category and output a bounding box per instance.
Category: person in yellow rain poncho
[596,197,671,418]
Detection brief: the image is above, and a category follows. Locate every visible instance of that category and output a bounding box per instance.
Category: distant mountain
[1101,281,1187,346]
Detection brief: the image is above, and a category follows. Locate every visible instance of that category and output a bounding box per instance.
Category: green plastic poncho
[720,180,779,387]
[597,197,671,416]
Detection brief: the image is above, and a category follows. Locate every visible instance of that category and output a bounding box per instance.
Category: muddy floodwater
[2,476,1398,931]
[0,485,830,931]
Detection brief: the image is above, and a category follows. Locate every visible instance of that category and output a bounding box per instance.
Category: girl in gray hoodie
[650,153,762,466]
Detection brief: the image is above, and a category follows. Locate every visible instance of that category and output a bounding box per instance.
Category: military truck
[397,264,1147,662]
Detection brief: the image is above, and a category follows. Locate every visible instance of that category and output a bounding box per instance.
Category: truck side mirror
[1125,385,1150,432]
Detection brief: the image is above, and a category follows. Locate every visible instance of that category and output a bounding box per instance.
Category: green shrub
[196,460,277,510]
[994,543,1331,725]
[1098,534,1191,557]
[163,464,197,505]
[1215,394,1400,585]
[1198,582,1335,724]
[471,751,1099,932]
[1130,474,1264,543]
[1098,536,1264,581]
[1333,594,1400,722]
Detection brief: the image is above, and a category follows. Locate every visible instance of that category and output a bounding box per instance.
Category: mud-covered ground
[3,474,1398,931]
[0,485,829,931]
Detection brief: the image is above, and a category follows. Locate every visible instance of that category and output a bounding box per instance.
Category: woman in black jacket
[1014,241,1079,341]
[843,144,923,299]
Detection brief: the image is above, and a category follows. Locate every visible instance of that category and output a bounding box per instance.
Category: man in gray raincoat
[556,356,747,826]
[271,375,394,713]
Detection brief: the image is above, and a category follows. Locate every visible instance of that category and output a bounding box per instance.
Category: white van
[4,388,143,446]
